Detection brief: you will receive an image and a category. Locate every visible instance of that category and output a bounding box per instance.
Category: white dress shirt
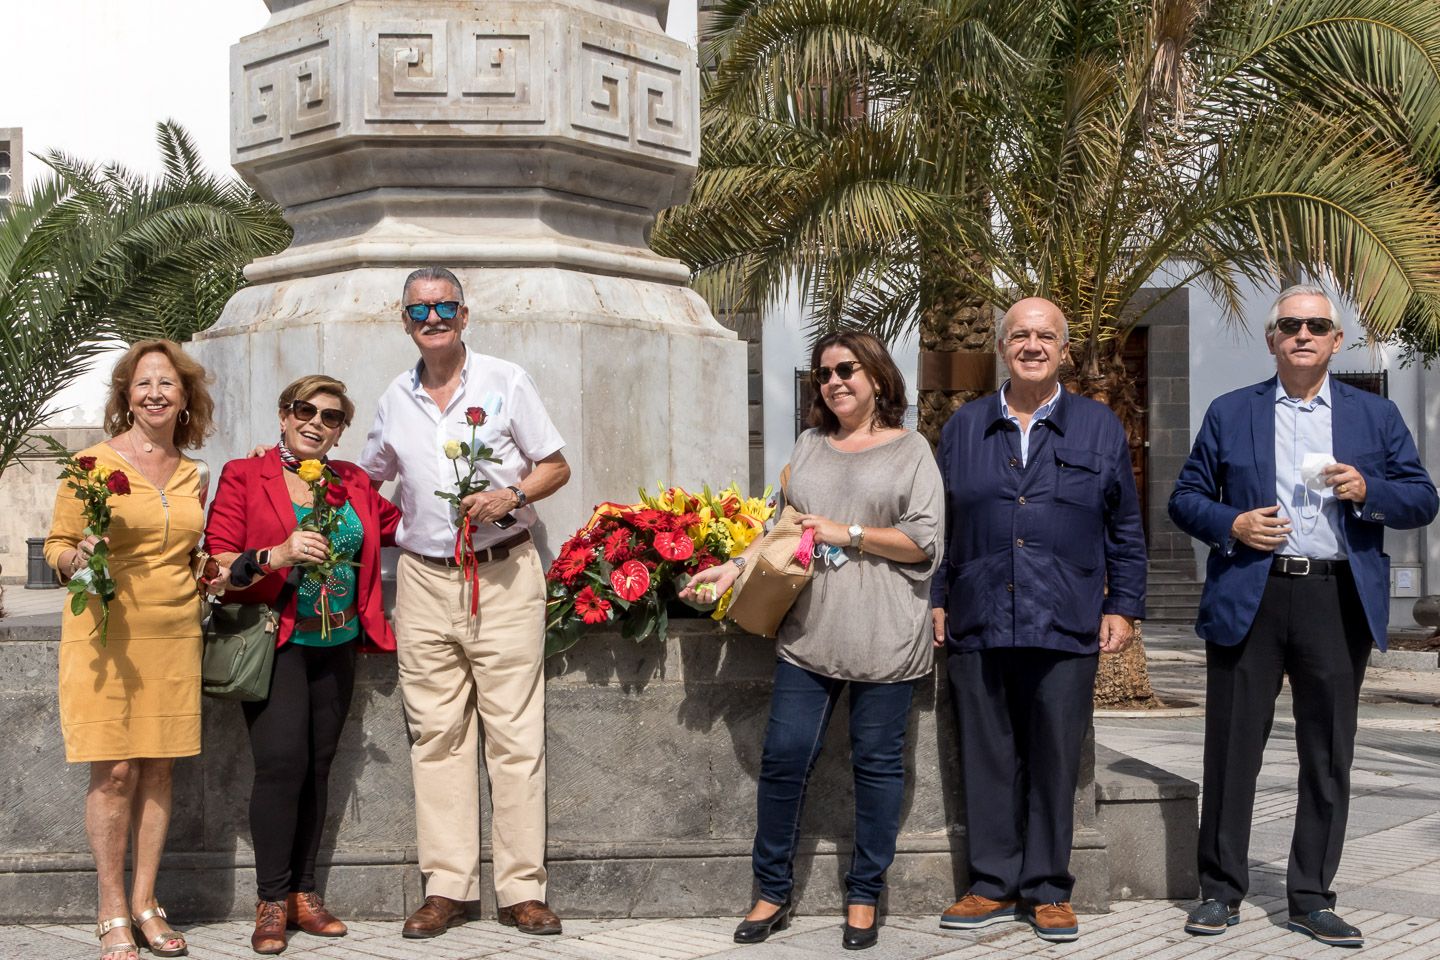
[359,348,565,555]
[998,379,1063,466]
[1274,377,1345,560]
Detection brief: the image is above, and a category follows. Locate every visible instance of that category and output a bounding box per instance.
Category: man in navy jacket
[932,298,1147,943]
[1169,284,1437,948]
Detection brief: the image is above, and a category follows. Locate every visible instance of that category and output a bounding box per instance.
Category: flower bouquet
[295,458,352,642]
[544,483,775,656]
[434,406,501,616]
[41,436,131,644]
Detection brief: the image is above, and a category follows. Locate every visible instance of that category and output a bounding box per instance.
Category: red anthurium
[575,586,611,625]
[106,471,131,495]
[465,406,487,426]
[654,531,695,561]
[610,559,651,602]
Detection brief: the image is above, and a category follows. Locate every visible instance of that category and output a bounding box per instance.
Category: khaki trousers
[394,544,548,906]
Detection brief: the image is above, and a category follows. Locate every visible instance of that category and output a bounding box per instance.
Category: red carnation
[654,531,695,562]
[106,471,131,495]
[465,406,487,426]
[692,553,721,572]
[324,479,348,507]
[610,559,651,602]
[76,456,97,471]
[575,586,612,625]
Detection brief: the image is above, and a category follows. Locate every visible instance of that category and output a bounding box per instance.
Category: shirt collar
[1275,374,1331,409]
[410,346,472,395]
[998,378,1063,424]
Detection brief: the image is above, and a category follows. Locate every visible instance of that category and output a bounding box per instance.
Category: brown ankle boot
[286,892,346,937]
[252,900,287,955]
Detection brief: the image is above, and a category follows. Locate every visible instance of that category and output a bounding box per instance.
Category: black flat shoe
[733,901,792,944]
[842,921,878,950]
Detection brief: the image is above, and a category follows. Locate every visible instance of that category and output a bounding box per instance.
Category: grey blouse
[776,429,945,682]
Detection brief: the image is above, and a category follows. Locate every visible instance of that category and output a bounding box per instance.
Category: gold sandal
[96,917,140,960]
[132,905,188,958]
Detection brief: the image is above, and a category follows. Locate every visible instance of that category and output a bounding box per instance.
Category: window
[1331,371,1387,398]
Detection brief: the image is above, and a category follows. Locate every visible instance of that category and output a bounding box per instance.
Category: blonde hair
[278,375,355,427]
[105,339,215,450]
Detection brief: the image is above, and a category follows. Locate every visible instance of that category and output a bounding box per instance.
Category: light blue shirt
[1275,377,1346,560]
[999,379,1063,466]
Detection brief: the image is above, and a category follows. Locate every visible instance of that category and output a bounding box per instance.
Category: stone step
[1145,581,1203,597]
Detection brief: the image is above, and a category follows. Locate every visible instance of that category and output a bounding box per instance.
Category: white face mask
[1300,452,1337,494]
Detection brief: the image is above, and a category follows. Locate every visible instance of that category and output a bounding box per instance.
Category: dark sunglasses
[286,399,346,429]
[403,300,461,323]
[1275,316,1335,337]
[812,361,864,384]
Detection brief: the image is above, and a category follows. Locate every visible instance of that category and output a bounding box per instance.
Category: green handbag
[201,580,296,702]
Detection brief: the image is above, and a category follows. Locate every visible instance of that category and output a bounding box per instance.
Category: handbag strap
[270,568,300,616]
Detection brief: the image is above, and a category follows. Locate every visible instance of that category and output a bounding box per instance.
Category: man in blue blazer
[1169,284,1437,949]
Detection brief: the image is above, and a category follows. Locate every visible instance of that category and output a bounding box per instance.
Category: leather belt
[1270,555,1348,577]
[295,604,358,633]
[409,530,532,568]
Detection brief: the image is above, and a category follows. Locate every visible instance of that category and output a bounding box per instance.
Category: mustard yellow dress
[44,443,205,762]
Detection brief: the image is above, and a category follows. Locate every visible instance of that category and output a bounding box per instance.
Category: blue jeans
[752,659,919,905]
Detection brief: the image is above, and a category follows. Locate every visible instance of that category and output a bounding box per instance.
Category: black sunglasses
[1275,316,1335,337]
[286,399,346,429]
[403,300,461,323]
[812,361,864,384]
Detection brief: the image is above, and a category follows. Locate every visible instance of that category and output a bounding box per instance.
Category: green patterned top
[290,501,362,647]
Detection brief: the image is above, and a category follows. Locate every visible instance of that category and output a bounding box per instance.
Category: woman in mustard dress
[45,340,222,960]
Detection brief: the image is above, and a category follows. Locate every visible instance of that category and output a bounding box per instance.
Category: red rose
[610,559,651,602]
[106,471,131,495]
[575,586,612,625]
[654,531,695,562]
[76,456,97,470]
[465,406,487,426]
[323,480,348,507]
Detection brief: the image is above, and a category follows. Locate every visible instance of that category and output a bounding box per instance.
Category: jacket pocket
[1053,444,1103,507]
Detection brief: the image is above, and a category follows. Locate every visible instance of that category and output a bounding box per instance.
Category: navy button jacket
[931,389,1148,653]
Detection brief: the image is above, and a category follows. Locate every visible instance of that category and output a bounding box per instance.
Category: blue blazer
[1168,376,1437,650]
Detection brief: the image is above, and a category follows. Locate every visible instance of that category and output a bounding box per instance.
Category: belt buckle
[327,609,346,628]
[1288,557,1310,576]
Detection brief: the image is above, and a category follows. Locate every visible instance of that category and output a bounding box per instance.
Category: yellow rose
[296,459,325,483]
[443,440,463,460]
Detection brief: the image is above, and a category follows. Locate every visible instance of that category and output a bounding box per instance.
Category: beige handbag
[726,467,815,638]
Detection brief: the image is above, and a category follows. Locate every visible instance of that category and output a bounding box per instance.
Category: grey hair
[995,303,1070,351]
[1266,283,1341,336]
[402,266,465,303]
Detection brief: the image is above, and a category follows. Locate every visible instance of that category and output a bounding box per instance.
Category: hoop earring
[179,409,191,426]
[125,410,134,427]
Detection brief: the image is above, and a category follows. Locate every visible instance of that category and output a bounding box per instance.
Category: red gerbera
[549,546,593,584]
[654,531,695,561]
[626,509,673,532]
[106,471,131,495]
[610,559,651,602]
[575,586,611,625]
[603,527,634,563]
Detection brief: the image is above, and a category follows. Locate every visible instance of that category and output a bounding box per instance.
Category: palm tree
[655,0,1440,703]
[0,120,290,481]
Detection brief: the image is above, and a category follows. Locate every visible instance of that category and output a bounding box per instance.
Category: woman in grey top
[683,331,943,951]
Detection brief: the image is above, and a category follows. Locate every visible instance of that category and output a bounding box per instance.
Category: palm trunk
[916,250,994,444]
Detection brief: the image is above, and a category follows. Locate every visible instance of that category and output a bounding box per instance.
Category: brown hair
[806,330,908,434]
[278,375,355,427]
[105,339,215,450]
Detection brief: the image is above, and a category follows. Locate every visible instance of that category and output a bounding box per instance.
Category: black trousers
[1198,568,1371,915]
[946,648,1098,904]
[243,641,356,902]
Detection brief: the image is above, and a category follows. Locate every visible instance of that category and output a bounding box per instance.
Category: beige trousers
[394,544,548,906]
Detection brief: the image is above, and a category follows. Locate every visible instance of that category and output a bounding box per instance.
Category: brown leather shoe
[251,900,287,955]
[286,892,346,937]
[1029,901,1080,942]
[401,895,467,939]
[498,900,562,936]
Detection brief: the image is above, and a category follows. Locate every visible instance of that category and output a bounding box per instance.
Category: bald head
[997,298,1069,347]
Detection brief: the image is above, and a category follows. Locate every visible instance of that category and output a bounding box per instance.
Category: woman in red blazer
[205,375,399,955]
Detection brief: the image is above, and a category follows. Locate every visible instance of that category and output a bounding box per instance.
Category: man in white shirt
[359,266,570,938]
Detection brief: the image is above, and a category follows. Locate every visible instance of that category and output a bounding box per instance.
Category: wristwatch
[848,524,864,549]
[507,484,528,508]
[731,555,747,570]
[256,548,274,573]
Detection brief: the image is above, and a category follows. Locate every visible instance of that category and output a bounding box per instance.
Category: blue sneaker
[1288,910,1364,948]
[1184,900,1240,936]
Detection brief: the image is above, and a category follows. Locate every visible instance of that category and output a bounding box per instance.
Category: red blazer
[205,449,400,650]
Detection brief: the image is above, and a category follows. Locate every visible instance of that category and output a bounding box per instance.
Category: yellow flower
[89,465,113,483]
[443,440,463,460]
[297,459,326,483]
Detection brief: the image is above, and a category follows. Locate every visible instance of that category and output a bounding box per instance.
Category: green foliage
[657,0,1440,363]
[0,121,291,479]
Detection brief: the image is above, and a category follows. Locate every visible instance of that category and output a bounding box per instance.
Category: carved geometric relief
[235,38,341,153]
[366,20,545,123]
[570,34,693,157]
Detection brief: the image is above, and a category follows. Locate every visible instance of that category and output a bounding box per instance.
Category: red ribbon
[455,515,480,617]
